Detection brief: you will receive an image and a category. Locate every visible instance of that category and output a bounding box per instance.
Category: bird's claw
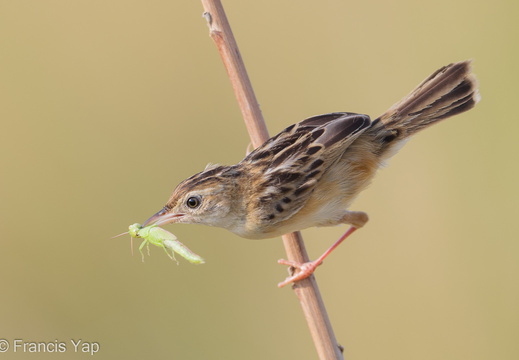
[277,259,322,288]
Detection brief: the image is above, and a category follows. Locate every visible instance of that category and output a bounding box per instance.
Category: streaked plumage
[143,60,480,286]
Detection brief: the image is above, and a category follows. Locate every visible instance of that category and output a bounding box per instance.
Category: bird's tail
[367,60,480,156]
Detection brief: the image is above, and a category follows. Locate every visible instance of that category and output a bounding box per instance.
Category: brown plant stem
[200,1,344,359]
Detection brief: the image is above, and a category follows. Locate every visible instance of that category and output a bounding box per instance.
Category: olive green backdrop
[0,1,517,359]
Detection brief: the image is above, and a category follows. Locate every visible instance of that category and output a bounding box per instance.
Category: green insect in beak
[127,223,205,265]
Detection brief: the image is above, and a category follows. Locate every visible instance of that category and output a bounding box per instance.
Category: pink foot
[277,259,322,288]
[276,226,361,288]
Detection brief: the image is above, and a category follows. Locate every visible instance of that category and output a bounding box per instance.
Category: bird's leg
[277,211,368,288]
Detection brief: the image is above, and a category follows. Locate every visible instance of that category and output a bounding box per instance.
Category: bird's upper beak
[142,208,185,227]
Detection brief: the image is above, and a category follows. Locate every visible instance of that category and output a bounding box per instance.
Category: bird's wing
[242,112,371,226]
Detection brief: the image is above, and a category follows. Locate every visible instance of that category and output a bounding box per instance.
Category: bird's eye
[186,196,201,209]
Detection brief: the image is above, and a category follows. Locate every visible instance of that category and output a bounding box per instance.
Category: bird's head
[143,165,243,230]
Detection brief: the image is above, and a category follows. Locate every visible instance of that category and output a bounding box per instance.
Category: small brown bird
[144,61,479,287]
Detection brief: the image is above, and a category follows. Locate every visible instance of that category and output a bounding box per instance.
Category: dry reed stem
[200,1,344,359]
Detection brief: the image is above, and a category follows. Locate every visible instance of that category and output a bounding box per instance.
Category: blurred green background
[0,1,517,359]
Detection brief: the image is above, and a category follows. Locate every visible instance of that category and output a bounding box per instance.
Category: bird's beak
[142,208,185,227]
